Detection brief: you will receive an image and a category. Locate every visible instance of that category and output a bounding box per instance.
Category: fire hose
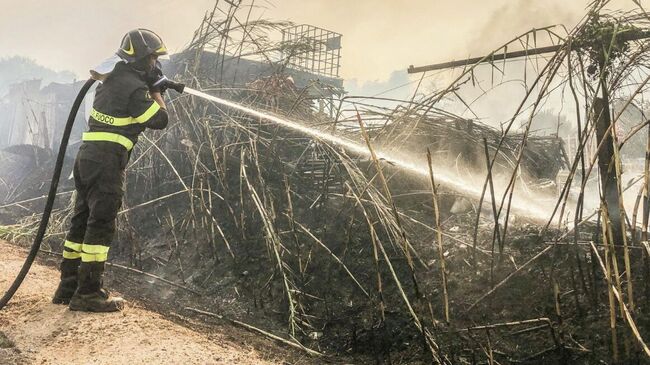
[0,79,96,310]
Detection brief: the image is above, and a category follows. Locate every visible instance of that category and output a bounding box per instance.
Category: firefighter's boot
[69,262,125,312]
[52,258,81,304]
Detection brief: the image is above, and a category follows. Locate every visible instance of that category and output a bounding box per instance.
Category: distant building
[0,79,90,155]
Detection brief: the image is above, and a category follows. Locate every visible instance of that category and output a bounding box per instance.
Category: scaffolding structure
[281,24,342,78]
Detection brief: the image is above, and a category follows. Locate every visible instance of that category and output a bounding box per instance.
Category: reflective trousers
[62,142,127,263]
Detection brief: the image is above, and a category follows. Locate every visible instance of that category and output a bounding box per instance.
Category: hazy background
[0,1,593,79]
[0,0,635,116]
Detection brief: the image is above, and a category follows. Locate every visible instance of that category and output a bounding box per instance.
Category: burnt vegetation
[4,0,650,363]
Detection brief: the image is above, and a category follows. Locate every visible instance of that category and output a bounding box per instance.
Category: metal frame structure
[281,24,342,78]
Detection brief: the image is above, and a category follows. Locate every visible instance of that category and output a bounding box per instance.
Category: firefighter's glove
[146,67,185,94]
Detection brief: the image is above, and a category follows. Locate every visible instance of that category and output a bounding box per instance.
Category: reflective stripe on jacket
[83,62,168,151]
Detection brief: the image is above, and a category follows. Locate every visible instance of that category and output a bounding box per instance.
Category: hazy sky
[0,0,630,84]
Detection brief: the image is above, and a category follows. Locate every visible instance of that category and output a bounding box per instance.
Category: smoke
[0,56,76,96]
[466,0,585,56]
[344,70,416,100]
[425,0,587,127]
[2,0,640,86]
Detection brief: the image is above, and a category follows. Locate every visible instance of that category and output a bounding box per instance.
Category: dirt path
[0,241,284,365]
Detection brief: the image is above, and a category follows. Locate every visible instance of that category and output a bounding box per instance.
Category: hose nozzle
[168,80,185,94]
[152,76,185,94]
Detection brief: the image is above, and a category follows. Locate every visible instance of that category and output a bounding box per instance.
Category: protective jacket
[83,61,168,151]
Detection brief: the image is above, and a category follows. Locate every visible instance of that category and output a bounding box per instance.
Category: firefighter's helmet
[117,29,168,63]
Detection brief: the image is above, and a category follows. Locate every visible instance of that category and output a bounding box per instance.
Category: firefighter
[52,29,183,312]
